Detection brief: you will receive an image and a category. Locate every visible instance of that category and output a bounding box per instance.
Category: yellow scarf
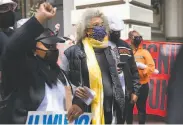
[82,37,108,124]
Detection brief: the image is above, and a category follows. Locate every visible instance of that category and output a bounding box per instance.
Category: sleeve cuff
[72,96,86,111]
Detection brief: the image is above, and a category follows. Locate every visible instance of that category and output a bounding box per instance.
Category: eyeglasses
[0,4,15,13]
[87,23,105,29]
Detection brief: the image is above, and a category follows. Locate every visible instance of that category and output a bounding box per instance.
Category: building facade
[15,0,183,41]
[72,0,153,40]
[72,0,183,41]
[14,0,65,36]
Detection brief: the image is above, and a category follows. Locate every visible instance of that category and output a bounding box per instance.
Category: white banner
[26,111,92,125]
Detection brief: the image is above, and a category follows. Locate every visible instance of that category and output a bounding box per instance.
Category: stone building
[15,0,183,41]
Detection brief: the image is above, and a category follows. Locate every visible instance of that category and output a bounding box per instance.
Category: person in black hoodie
[108,16,141,124]
[0,2,83,124]
[167,46,183,124]
[0,0,17,99]
[0,32,8,99]
[0,0,17,37]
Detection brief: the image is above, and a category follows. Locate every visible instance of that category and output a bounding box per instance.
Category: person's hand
[130,93,138,104]
[67,104,83,123]
[75,87,89,99]
[35,2,57,24]
[153,69,159,74]
[55,23,60,32]
[136,62,147,69]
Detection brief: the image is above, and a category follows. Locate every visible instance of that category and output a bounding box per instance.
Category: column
[63,0,75,36]
[165,0,183,40]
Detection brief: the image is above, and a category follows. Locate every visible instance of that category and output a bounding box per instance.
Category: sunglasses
[0,4,15,13]
[133,36,143,40]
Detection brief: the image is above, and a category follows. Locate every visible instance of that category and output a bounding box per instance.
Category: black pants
[104,111,112,124]
[122,83,149,124]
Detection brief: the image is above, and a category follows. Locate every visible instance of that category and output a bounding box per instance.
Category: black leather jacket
[63,42,125,116]
[62,40,141,123]
[114,39,141,96]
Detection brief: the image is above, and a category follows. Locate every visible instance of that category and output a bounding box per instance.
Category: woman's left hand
[75,87,89,99]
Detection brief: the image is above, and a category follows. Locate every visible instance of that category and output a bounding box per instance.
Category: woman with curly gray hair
[61,8,125,124]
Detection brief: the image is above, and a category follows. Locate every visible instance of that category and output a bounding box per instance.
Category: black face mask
[0,11,15,28]
[133,36,142,48]
[37,48,59,66]
[110,31,120,42]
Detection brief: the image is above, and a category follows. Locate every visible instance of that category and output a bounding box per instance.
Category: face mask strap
[35,48,47,58]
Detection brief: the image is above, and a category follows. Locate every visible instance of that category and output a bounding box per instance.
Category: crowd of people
[0,0,183,124]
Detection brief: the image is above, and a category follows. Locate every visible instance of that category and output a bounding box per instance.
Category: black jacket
[1,28,14,37]
[167,46,183,124]
[115,39,141,96]
[0,30,8,70]
[0,31,8,99]
[64,42,125,123]
[0,17,77,124]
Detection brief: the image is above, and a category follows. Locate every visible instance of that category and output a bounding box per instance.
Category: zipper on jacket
[79,59,89,112]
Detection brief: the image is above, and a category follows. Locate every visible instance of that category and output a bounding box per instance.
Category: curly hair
[76,8,109,42]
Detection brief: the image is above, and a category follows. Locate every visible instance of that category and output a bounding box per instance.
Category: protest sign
[132,40,182,117]
[26,111,92,125]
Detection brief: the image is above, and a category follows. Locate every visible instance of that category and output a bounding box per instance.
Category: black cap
[36,28,65,44]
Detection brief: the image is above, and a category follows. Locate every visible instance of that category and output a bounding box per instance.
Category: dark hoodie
[167,46,183,124]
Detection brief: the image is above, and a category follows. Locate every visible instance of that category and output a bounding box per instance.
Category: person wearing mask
[0,0,16,93]
[0,2,83,124]
[0,0,17,37]
[128,30,155,124]
[61,8,125,124]
[107,16,141,124]
[0,0,17,100]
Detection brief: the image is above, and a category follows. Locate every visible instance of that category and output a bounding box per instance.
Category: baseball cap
[36,28,66,44]
[108,16,124,31]
[0,0,17,13]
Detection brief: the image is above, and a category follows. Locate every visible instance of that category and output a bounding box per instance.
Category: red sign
[132,40,182,117]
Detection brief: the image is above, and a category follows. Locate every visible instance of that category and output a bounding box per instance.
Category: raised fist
[35,2,57,24]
